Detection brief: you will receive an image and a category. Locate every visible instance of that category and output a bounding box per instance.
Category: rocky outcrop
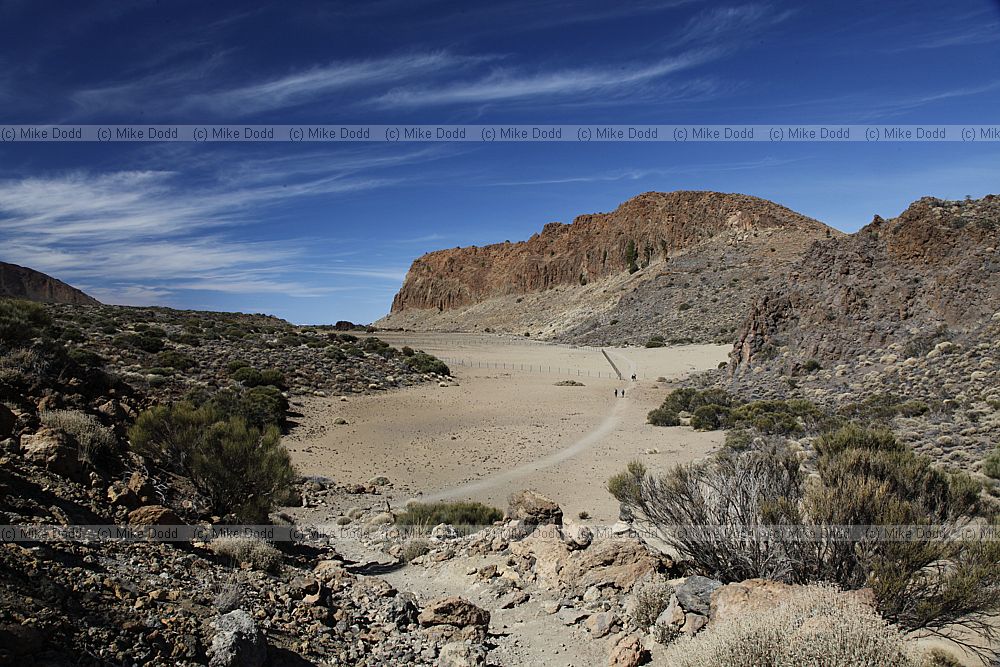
[730,195,1000,376]
[507,489,563,526]
[382,191,835,342]
[0,262,99,305]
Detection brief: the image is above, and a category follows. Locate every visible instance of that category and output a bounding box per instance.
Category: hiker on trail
[615,389,618,397]
[631,373,636,381]
[621,389,626,398]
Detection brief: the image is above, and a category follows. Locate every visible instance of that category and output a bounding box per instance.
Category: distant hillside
[0,262,100,305]
[381,191,839,343]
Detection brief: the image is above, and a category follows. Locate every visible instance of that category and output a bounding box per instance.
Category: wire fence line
[437,356,635,380]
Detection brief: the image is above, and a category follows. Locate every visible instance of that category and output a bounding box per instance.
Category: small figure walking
[621,389,626,398]
[614,388,618,397]
[631,373,637,381]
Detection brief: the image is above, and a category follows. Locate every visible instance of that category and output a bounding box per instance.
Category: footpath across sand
[285,334,730,523]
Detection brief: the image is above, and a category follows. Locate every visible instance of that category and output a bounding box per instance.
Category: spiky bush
[628,575,675,630]
[395,501,502,532]
[403,352,450,376]
[659,585,919,667]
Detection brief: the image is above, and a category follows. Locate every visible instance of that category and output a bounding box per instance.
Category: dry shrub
[40,409,116,464]
[660,584,920,667]
[628,574,675,630]
[209,535,281,572]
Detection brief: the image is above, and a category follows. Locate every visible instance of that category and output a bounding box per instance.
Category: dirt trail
[414,349,640,506]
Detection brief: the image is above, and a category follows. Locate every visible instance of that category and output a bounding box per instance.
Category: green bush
[647,406,681,426]
[193,418,295,522]
[645,339,666,348]
[114,331,165,353]
[231,366,286,389]
[68,347,106,368]
[128,402,295,522]
[156,350,195,370]
[648,388,736,428]
[404,352,450,376]
[40,409,117,465]
[401,346,415,357]
[0,299,52,348]
[984,447,1000,480]
[691,404,732,431]
[395,501,502,532]
[610,424,999,653]
[802,359,822,372]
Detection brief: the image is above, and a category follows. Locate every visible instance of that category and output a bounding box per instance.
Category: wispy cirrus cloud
[0,147,443,304]
[371,50,720,108]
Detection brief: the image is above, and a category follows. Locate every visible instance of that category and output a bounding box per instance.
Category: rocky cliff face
[729,195,1000,375]
[384,191,836,342]
[0,262,99,305]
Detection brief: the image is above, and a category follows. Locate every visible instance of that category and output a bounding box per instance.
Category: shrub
[156,350,195,370]
[611,425,999,656]
[114,332,165,353]
[648,388,736,427]
[659,584,919,667]
[129,402,296,522]
[401,346,415,357]
[226,360,251,373]
[209,536,281,572]
[68,347,105,368]
[404,352,450,376]
[395,501,502,533]
[691,404,732,431]
[40,409,116,465]
[402,538,431,562]
[192,418,295,521]
[802,359,822,372]
[237,386,288,428]
[645,339,666,348]
[984,446,1000,479]
[629,575,675,630]
[231,366,286,389]
[0,299,52,348]
[647,406,681,426]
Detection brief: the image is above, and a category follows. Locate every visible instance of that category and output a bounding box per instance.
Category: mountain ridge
[0,262,100,306]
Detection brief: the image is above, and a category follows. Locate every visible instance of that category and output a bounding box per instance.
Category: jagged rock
[20,428,83,480]
[497,590,529,609]
[107,481,139,509]
[556,607,588,625]
[654,595,685,628]
[128,505,182,526]
[507,489,563,526]
[417,597,490,629]
[207,610,266,667]
[608,633,648,667]
[127,471,155,503]
[674,576,722,616]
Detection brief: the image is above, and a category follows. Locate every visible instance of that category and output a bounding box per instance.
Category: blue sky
[0,0,998,323]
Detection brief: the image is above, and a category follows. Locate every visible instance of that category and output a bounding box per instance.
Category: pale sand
[285,335,730,523]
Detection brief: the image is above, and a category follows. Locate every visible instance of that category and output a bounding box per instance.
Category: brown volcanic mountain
[0,262,100,305]
[382,191,838,343]
[730,195,1000,376]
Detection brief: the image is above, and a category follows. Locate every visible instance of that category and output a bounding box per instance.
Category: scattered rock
[128,505,182,526]
[417,597,490,629]
[507,489,563,526]
[207,610,266,667]
[608,633,648,667]
[674,575,721,616]
[438,641,486,667]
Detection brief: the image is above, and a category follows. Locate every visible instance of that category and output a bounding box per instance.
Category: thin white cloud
[372,50,719,108]
[191,52,487,114]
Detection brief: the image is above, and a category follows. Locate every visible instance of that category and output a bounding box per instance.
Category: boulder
[608,633,648,667]
[107,481,139,510]
[681,612,708,636]
[586,611,616,638]
[20,428,83,480]
[127,471,156,503]
[418,597,490,629]
[0,404,14,439]
[561,523,593,550]
[654,595,685,628]
[507,489,563,526]
[674,575,722,616]
[564,539,660,592]
[128,505,182,526]
[438,641,486,667]
[207,610,266,667]
[432,523,460,540]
